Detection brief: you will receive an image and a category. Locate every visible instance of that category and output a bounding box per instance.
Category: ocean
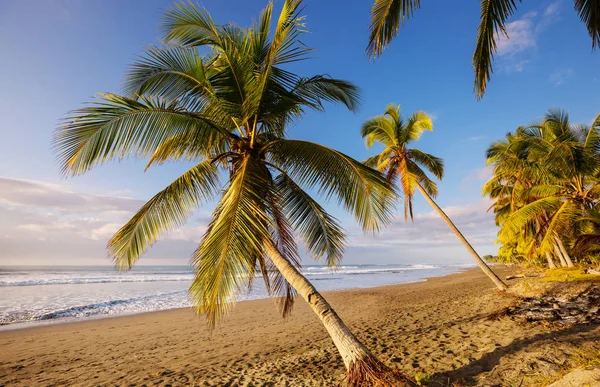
[0,263,474,330]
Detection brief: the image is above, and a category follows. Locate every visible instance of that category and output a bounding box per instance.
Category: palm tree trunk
[545,252,557,269]
[554,244,568,267]
[555,238,574,267]
[264,242,412,386]
[414,183,508,291]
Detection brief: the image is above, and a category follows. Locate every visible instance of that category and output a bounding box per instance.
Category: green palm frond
[276,173,345,266]
[408,160,438,198]
[190,157,273,327]
[402,111,433,142]
[267,140,396,232]
[473,0,520,99]
[54,93,228,176]
[144,127,229,170]
[409,148,444,179]
[125,46,211,107]
[501,196,563,235]
[162,1,222,47]
[367,0,421,58]
[264,188,300,317]
[361,114,397,148]
[574,0,600,49]
[292,76,361,113]
[109,159,220,270]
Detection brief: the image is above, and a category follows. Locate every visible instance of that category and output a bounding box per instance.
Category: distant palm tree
[54,1,412,385]
[366,0,600,98]
[362,104,508,290]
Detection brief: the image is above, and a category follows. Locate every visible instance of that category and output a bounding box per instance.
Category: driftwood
[490,287,600,325]
[505,273,543,280]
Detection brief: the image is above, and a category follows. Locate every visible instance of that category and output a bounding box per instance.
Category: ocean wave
[0,274,195,287]
[302,264,440,276]
[0,291,189,326]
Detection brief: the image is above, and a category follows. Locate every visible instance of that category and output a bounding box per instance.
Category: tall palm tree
[54,1,412,385]
[366,0,600,98]
[362,104,508,291]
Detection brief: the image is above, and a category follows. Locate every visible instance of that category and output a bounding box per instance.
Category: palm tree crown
[54,0,395,326]
[362,104,443,221]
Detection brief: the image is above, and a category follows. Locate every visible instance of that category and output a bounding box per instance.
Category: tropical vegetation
[52,1,420,385]
[366,0,600,98]
[362,104,508,290]
[484,109,600,268]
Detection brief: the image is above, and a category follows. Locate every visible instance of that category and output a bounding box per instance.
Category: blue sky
[0,0,598,265]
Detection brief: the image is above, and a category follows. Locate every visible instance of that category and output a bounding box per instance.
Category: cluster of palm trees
[52,0,594,385]
[484,110,600,269]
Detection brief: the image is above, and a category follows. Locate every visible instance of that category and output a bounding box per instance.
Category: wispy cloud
[0,177,210,265]
[495,1,561,72]
[463,166,493,183]
[461,135,487,143]
[344,200,499,264]
[548,68,574,85]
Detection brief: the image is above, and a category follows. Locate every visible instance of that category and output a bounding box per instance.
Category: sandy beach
[2,267,599,386]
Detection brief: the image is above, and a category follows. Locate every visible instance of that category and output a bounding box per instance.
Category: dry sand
[2,267,599,386]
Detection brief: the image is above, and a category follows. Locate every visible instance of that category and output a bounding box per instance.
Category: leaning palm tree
[366,0,600,98]
[54,1,412,385]
[362,104,508,291]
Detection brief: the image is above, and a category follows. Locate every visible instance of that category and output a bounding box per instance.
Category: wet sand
[2,267,599,386]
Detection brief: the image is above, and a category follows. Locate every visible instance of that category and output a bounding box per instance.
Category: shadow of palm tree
[431,323,600,386]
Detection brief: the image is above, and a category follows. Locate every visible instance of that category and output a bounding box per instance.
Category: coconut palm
[491,110,600,267]
[366,0,600,98]
[362,104,508,290]
[54,1,414,385]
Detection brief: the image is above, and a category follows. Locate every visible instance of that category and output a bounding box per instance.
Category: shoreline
[5,266,597,386]
[0,264,475,332]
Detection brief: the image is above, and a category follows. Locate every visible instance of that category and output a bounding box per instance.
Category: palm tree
[489,110,600,267]
[54,1,413,385]
[362,104,508,290]
[366,0,600,98]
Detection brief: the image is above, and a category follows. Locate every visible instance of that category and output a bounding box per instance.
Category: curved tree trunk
[265,242,413,387]
[555,238,574,267]
[415,183,508,291]
[545,252,557,269]
[554,245,568,267]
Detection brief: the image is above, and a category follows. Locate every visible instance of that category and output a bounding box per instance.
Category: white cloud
[0,177,209,265]
[344,199,498,263]
[548,68,574,85]
[495,1,562,72]
[463,166,493,183]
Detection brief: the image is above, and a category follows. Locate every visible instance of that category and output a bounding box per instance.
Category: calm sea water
[0,263,474,330]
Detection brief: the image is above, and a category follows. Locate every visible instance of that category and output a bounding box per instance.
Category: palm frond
[361,116,397,148]
[162,1,222,47]
[54,93,227,176]
[402,111,433,142]
[109,159,220,270]
[276,173,345,266]
[367,0,421,58]
[574,0,600,49]
[292,76,361,113]
[125,46,211,108]
[408,148,444,179]
[190,156,273,327]
[267,140,396,232]
[473,0,520,99]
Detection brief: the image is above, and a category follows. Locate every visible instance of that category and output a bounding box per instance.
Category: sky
[0,0,598,266]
